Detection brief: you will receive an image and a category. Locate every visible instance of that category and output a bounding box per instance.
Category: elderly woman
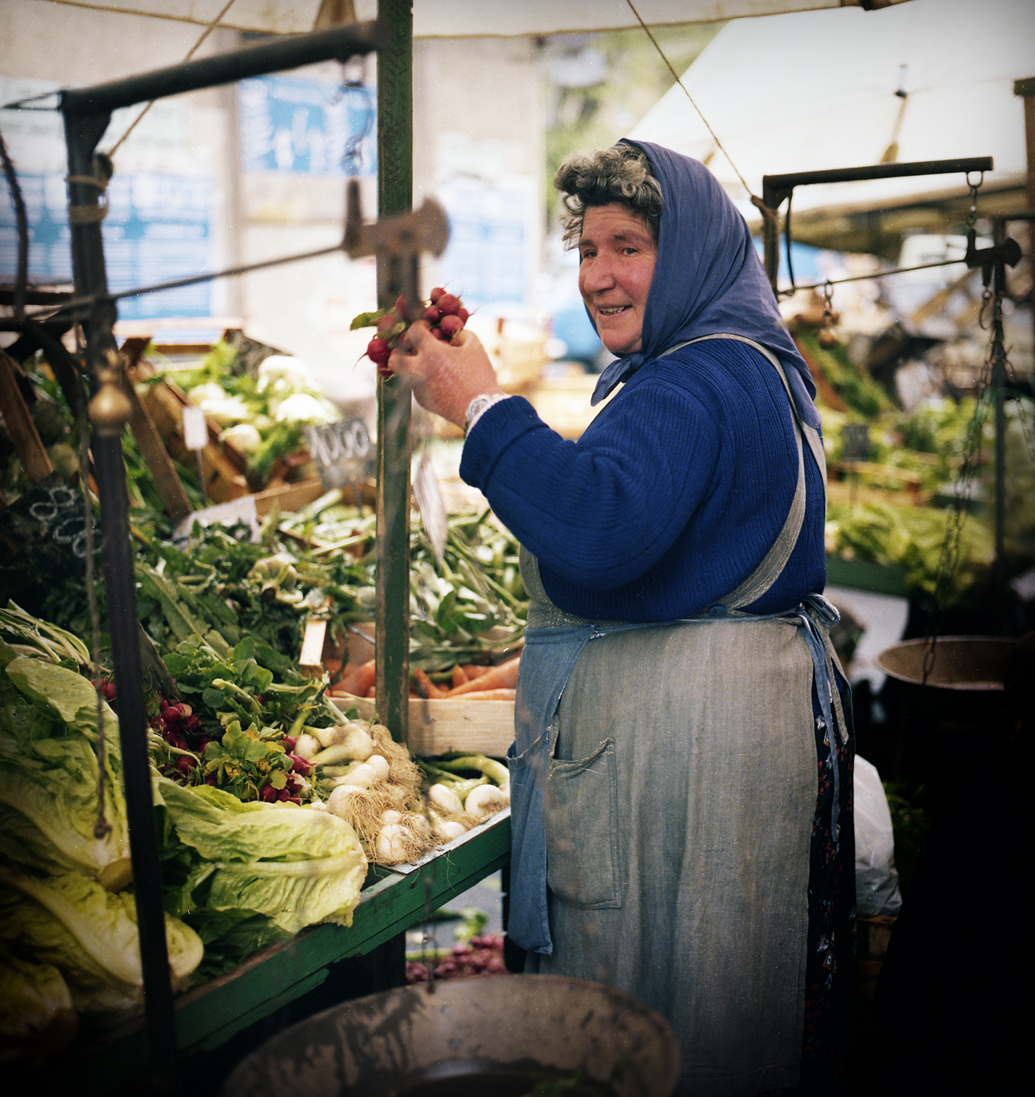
[388,140,855,1097]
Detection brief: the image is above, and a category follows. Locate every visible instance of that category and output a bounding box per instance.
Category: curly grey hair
[553,144,663,248]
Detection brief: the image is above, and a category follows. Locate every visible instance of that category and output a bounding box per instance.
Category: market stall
[2,10,523,1092]
[4,1,1030,1094]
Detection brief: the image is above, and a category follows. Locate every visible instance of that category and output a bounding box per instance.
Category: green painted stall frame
[35,810,511,1097]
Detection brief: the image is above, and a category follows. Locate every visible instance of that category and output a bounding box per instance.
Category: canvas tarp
[37,0,912,38]
[628,0,1033,240]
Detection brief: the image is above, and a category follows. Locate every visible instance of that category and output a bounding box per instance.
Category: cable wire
[624,0,755,200]
[106,0,240,159]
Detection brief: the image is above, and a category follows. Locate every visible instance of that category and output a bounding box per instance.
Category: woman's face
[577,203,657,356]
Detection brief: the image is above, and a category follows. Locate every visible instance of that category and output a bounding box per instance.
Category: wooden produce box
[251,476,327,517]
[333,693,515,758]
[129,359,251,504]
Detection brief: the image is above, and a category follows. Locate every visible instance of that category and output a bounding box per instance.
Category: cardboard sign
[305,418,374,489]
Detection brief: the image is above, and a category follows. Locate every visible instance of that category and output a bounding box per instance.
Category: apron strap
[681,334,824,613]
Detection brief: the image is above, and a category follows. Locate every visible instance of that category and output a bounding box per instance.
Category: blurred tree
[540,23,721,231]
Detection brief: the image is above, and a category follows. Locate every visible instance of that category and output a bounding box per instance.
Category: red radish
[367,336,390,364]
[438,314,463,339]
[356,290,469,368]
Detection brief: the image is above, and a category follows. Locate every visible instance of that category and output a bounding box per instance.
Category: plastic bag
[854,754,902,917]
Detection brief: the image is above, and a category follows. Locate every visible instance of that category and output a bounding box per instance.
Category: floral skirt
[793,672,857,1096]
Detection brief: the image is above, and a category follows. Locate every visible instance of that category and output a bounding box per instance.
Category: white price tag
[411,446,448,567]
[182,405,208,451]
[171,496,260,546]
[305,418,375,489]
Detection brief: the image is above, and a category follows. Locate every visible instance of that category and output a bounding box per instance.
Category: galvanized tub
[876,635,1016,693]
[219,974,680,1097]
[875,635,1017,792]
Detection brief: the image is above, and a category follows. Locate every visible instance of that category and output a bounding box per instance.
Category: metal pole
[62,105,180,1095]
[374,0,413,746]
[991,220,1009,630]
[1014,78,1035,370]
[59,22,386,118]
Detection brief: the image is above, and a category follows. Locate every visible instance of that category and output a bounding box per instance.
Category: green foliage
[827,497,995,605]
[799,331,895,419]
[542,25,720,230]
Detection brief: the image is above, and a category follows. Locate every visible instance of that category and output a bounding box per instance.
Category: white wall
[2,3,547,414]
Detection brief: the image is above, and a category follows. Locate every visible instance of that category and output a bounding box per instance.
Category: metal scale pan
[219,974,681,1097]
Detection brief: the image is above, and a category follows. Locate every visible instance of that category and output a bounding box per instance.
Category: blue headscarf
[588,139,821,429]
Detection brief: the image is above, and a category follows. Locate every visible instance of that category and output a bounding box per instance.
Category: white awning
[39,0,912,38]
[629,0,1032,232]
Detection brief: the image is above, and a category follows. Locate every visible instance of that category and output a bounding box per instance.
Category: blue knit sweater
[459,338,826,622]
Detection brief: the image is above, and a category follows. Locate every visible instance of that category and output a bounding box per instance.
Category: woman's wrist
[464,393,511,437]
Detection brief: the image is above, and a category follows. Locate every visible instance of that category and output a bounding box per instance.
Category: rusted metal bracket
[343,178,449,320]
[758,156,995,293]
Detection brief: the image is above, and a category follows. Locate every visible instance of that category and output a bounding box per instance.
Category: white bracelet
[464,393,510,437]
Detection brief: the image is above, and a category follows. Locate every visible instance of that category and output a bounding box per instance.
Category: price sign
[0,473,100,579]
[171,496,261,546]
[305,419,375,489]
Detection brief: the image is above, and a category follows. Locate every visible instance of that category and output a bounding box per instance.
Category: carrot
[331,657,376,697]
[460,663,491,680]
[438,687,515,701]
[441,655,520,698]
[451,664,469,689]
[412,667,448,699]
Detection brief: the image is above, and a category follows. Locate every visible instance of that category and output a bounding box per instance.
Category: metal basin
[219,974,680,1097]
[876,636,1016,691]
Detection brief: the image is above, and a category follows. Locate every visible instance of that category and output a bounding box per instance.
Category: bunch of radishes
[152,697,205,777]
[357,288,469,376]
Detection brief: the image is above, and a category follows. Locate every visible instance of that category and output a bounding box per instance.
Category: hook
[818,280,838,348]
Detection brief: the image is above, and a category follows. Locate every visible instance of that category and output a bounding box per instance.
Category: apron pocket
[545,738,621,909]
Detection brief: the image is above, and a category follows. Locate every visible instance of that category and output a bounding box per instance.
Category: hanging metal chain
[922,380,992,684]
[74,336,114,840]
[922,175,990,685]
[818,280,838,348]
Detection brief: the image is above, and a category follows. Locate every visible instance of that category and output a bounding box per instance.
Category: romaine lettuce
[0,867,203,992]
[0,950,78,1069]
[155,778,367,936]
[0,657,129,876]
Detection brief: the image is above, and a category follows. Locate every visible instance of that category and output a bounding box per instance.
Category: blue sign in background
[436,176,532,310]
[1,171,213,320]
[238,76,376,177]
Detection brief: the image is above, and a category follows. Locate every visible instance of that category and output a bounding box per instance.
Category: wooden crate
[131,365,251,504]
[333,693,514,758]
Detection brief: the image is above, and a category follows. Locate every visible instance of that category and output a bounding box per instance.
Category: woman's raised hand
[387,322,505,429]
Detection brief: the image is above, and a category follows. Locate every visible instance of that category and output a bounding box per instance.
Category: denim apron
[506,336,847,1096]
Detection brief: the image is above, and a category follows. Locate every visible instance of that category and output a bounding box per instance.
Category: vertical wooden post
[375,0,413,744]
[1014,77,1035,364]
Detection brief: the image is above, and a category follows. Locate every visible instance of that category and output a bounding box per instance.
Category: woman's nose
[580,256,615,294]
